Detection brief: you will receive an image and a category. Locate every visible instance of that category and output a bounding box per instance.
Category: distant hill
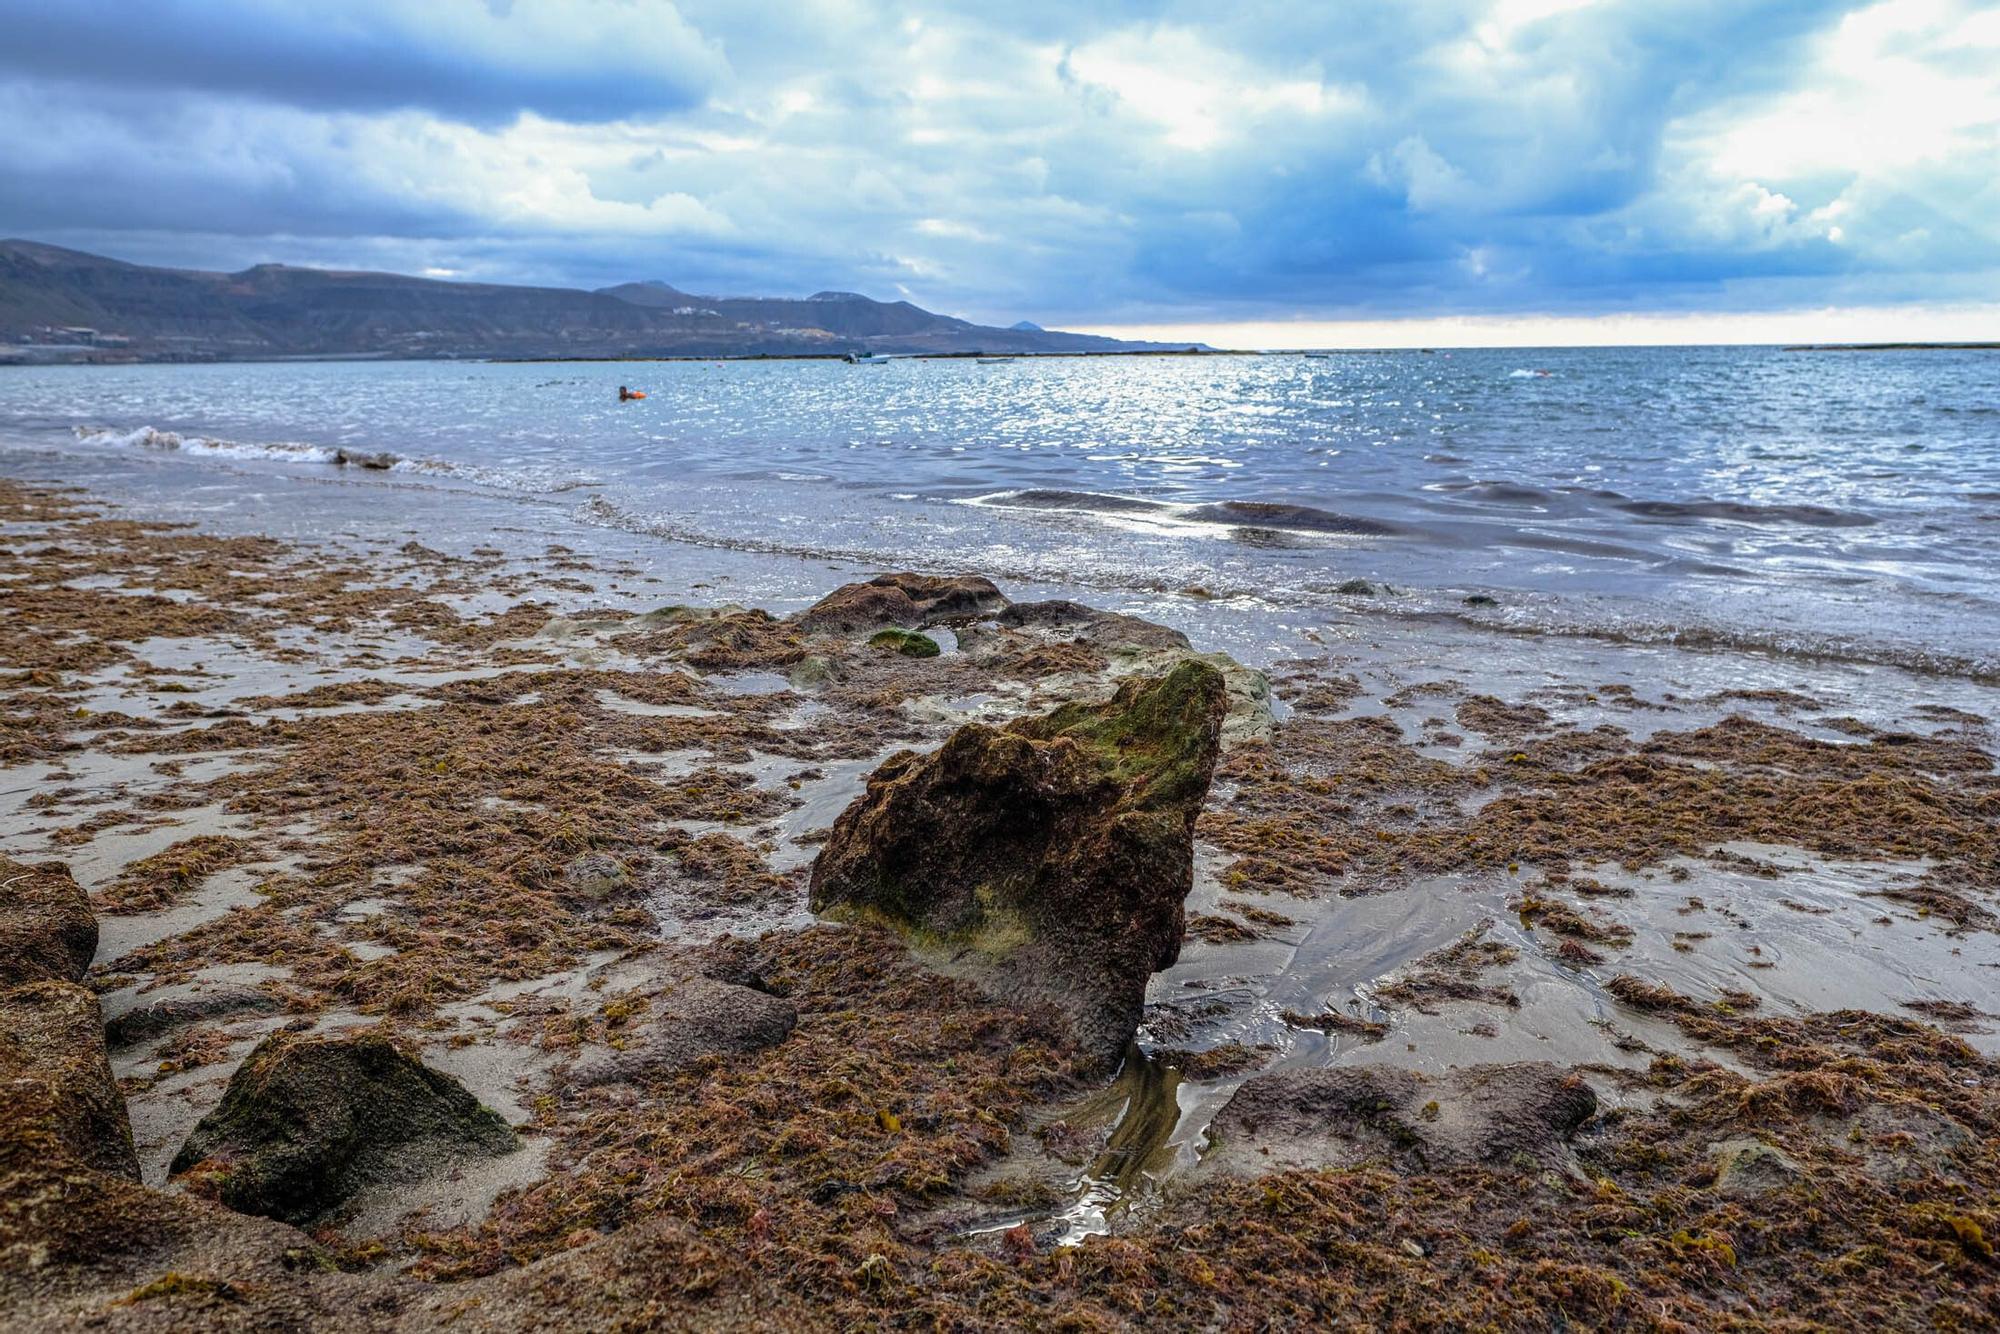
[0,240,1187,362]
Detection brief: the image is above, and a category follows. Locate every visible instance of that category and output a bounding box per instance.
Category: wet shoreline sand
[3,475,1997,1328]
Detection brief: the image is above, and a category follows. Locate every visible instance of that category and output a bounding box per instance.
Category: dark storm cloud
[0,1,1993,324]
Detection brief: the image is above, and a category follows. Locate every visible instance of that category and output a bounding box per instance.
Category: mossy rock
[809,660,1227,1066]
[868,628,941,658]
[170,1030,516,1225]
[0,981,139,1181]
[788,654,843,688]
[796,572,1007,633]
[0,857,96,986]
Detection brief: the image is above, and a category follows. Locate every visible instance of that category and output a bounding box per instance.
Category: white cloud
[1061,27,1360,152]
[4,1,1998,325]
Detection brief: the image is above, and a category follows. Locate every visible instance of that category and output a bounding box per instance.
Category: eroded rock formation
[170,1030,518,1225]
[571,976,798,1087]
[1203,1062,1598,1176]
[810,659,1227,1065]
[0,857,96,986]
[794,572,1007,633]
[0,981,139,1181]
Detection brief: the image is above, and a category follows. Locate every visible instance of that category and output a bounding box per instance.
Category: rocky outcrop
[170,1029,518,1225]
[0,981,140,1181]
[0,857,96,986]
[795,572,1007,634]
[104,983,282,1048]
[1203,1062,1597,1176]
[991,600,1191,651]
[571,976,798,1087]
[809,660,1227,1066]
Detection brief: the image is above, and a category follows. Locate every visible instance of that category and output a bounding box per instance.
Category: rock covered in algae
[0,857,97,986]
[170,1029,517,1225]
[1203,1061,1596,1176]
[0,981,140,1181]
[795,572,1007,633]
[1710,1136,1802,1195]
[991,599,1192,650]
[868,628,942,658]
[570,976,798,1087]
[809,659,1227,1066]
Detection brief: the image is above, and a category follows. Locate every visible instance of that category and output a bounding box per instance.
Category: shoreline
[2,474,1997,1327]
[21,426,2000,694]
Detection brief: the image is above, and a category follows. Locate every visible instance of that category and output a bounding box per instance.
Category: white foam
[68,424,592,494]
[72,424,339,464]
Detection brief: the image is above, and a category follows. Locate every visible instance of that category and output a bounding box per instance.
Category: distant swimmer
[619,385,646,401]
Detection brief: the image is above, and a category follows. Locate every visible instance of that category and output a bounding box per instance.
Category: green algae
[867,628,941,658]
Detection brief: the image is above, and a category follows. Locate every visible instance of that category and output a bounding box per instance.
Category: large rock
[0,858,96,985]
[0,981,140,1181]
[809,660,1227,1065]
[992,600,1192,651]
[1203,1062,1597,1176]
[795,572,1007,633]
[170,1029,517,1225]
[571,976,797,1087]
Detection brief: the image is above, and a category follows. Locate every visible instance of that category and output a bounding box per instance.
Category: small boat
[844,352,890,365]
[976,357,1010,365]
[1302,351,1334,360]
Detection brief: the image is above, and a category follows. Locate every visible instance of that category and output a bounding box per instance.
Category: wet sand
[4,475,1998,1329]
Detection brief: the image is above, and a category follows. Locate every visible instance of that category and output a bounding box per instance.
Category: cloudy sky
[2,0,1996,342]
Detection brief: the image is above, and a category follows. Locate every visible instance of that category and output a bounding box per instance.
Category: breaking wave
[968,489,1403,538]
[68,424,595,494]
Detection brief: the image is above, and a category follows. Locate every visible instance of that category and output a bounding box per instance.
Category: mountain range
[0,240,1185,363]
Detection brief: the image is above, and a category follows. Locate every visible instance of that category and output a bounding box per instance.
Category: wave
[1182,501,1403,536]
[1614,498,1876,528]
[1427,480,1558,505]
[989,488,1176,515]
[68,424,593,495]
[72,424,341,465]
[1453,607,2000,684]
[525,495,2000,684]
[970,490,1401,538]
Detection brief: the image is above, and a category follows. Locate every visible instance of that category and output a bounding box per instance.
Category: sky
[1,0,1996,344]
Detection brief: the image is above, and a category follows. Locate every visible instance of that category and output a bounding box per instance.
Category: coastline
[3,473,1997,1327]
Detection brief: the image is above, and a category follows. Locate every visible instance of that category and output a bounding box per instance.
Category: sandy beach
[2,471,1996,1328]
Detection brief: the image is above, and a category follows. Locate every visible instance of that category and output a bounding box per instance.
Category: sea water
[2,347,1996,680]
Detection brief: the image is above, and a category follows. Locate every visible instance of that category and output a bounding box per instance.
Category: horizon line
[1069,303,2000,351]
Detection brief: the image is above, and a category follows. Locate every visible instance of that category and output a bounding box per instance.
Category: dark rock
[0,1148,335,1323]
[869,628,941,658]
[809,660,1227,1066]
[0,858,96,986]
[1463,593,1499,607]
[992,600,1191,651]
[571,977,797,1086]
[788,653,844,688]
[0,981,140,1181]
[698,938,789,996]
[104,984,281,1047]
[795,572,1007,633]
[562,851,632,900]
[332,448,397,470]
[1204,1061,1596,1175]
[1334,579,1376,596]
[169,1029,517,1225]
[1710,1137,1801,1195]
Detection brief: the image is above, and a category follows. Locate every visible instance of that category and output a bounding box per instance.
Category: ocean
[3,346,1997,681]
